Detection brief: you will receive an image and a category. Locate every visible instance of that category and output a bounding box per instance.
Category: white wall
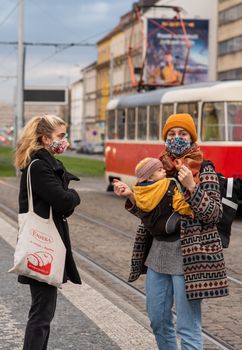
[83,65,97,121]
[70,80,83,146]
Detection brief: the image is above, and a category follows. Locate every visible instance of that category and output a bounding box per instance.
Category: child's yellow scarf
[133,178,170,212]
[133,178,192,216]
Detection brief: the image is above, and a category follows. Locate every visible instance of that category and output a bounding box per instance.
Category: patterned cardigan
[127,163,229,300]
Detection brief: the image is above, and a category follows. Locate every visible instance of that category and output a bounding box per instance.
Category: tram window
[137,107,147,140]
[107,110,116,139]
[127,108,136,140]
[177,102,198,128]
[201,102,225,141]
[117,109,125,139]
[227,102,242,141]
[149,105,160,140]
[162,104,174,129]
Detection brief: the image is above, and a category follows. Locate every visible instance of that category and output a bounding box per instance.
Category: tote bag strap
[27,159,53,220]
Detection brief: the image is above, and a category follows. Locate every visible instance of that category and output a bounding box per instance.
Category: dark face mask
[165,137,192,156]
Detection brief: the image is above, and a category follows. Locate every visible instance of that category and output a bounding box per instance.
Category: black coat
[18,148,81,285]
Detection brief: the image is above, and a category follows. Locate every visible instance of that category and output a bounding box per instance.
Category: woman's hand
[178,165,196,193]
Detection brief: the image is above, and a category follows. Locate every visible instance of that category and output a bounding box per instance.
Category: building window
[219,4,242,25]
[219,35,242,55]
[218,68,242,80]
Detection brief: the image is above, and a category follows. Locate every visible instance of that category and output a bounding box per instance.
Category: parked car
[76,141,91,154]
[76,142,104,155]
[89,143,104,154]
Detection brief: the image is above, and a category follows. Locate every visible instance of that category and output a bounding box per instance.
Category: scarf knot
[159,143,203,184]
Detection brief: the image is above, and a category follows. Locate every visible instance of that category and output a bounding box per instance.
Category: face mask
[48,139,68,154]
[165,137,192,156]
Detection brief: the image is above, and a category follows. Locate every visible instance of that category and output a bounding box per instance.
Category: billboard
[24,88,68,104]
[146,18,209,86]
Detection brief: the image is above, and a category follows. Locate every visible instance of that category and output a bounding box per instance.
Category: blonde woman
[15,115,81,350]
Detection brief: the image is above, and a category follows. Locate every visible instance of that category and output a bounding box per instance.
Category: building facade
[70,79,83,148]
[217,0,242,80]
[82,62,104,143]
[142,0,218,82]
[95,0,218,122]
[96,37,111,123]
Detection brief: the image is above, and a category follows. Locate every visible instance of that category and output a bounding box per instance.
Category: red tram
[105,81,242,189]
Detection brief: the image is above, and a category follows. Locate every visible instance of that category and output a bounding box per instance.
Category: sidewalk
[0,211,156,350]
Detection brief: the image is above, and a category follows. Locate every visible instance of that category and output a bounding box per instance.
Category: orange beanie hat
[162,113,197,142]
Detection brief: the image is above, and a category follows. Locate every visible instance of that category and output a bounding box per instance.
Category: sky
[0,0,135,104]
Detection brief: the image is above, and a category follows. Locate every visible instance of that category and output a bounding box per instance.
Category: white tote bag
[9,160,66,288]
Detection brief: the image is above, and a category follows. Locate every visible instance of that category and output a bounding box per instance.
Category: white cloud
[80,2,110,15]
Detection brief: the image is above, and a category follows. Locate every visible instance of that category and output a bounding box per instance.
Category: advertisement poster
[146,19,209,85]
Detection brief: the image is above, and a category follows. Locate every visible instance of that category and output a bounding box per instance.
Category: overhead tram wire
[29,46,70,70]
[0,47,17,65]
[0,0,20,28]
[0,41,96,47]
[0,75,16,78]
[29,0,117,46]
[29,0,110,44]
[0,41,96,71]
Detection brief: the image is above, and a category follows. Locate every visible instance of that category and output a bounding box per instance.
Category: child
[114,157,192,238]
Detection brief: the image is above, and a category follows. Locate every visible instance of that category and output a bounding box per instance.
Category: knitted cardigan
[127,163,229,300]
[180,163,228,300]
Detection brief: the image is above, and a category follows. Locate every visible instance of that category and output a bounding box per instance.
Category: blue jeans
[146,268,202,350]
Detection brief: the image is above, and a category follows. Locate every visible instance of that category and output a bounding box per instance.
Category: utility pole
[15,0,24,146]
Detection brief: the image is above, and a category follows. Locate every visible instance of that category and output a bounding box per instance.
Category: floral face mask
[165,137,192,156]
[48,138,68,154]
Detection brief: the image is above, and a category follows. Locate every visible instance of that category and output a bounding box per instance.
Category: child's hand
[113,179,132,197]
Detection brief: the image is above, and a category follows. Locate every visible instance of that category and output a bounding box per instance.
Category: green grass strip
[0,146,104,177]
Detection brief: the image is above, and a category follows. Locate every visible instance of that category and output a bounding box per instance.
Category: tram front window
[202,102,225,141]
[127,108,136,140]
[107,110,116,139]
[149,106,160,140]
[177,102,198,129]
[137,107,147,140]
[227,102,242,141]
[162,104,174,129]
[117,109,125,139]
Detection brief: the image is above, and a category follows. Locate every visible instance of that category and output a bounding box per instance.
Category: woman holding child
[113,113,228,350]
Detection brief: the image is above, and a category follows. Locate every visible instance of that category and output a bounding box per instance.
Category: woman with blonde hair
[15,114,81,350]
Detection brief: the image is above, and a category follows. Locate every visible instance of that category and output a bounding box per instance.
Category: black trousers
[23,283,57,350]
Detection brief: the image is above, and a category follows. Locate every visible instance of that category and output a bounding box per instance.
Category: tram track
[0,203,237,350]
[0,181,242,350]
